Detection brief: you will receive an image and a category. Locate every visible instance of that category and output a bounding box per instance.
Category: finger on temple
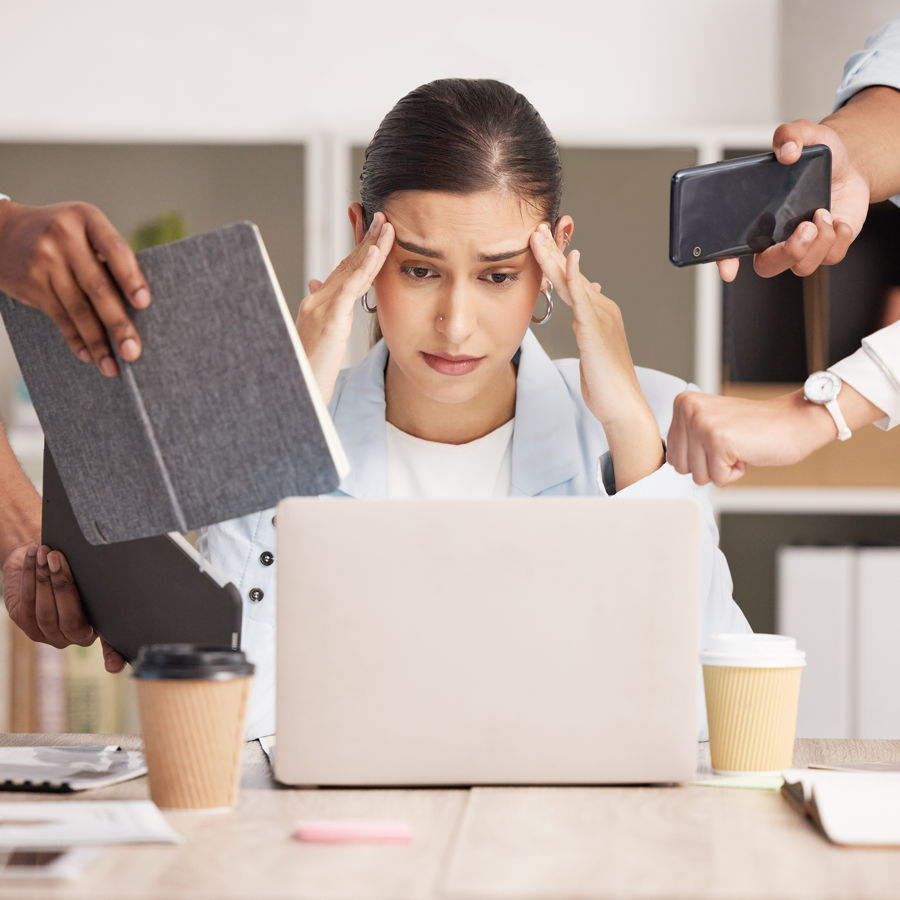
[529,225,567,288]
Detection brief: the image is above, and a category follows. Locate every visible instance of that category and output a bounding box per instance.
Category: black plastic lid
[132,644,254,680]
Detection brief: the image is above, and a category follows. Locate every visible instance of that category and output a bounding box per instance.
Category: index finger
[84,206,151,311]
[47,550,95,646]
[529,223,568,288]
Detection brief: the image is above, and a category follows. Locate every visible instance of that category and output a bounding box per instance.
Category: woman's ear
[554,215,574,252]
[348,202,367,247]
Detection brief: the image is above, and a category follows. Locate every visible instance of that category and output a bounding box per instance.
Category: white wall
[781,0,898,122]
[2,0,781,143]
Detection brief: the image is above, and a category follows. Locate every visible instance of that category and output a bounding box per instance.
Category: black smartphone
[669,144,831,266]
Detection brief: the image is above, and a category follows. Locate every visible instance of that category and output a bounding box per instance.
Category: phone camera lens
[693,246,701,258]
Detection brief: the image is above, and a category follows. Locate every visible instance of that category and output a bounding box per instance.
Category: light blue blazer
[199,329,751,740]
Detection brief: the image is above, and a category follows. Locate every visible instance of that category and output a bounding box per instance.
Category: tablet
[40,446,242,662]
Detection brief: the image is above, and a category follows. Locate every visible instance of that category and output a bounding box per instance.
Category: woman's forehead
[383,189,543,258]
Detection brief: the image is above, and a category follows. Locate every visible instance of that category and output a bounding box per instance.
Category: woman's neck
[384,358,517,445]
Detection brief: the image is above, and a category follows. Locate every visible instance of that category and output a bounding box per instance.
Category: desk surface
[1,734,899,899]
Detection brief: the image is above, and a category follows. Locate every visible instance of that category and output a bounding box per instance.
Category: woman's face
[353,189,567,410]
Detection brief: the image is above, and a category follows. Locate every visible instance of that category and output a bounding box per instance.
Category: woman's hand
[529,223,664,490]
[296,212,394,405]
[2,542,126,673]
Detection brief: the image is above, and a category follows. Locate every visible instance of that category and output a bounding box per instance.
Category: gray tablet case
[41,446,242,662]
[2,222,348,544]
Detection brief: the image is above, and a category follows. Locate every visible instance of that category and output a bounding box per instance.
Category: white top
[386,419,514,499]
[827,16,900,429]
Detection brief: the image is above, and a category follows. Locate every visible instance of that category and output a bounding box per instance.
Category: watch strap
[825,397,852,441]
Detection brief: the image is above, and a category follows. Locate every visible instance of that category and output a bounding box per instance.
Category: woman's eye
[485,272,519,286]
[402,266,435,280]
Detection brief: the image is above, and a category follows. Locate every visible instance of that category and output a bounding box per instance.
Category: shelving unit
[1,127,897,730]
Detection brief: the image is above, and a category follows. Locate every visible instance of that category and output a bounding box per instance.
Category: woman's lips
[421,351,484,376]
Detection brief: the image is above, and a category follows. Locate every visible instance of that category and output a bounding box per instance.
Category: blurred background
[1,0,898,738]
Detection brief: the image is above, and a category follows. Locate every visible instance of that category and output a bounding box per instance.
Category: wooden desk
[2,734,900,899]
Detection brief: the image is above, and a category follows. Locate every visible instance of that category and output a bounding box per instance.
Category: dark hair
[360,78,562,226]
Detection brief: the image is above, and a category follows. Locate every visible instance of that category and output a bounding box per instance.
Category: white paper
[782,770,900,846]
[0,746,146,792]
[0,801,181,849]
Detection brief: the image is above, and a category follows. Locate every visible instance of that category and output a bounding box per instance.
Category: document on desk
[781,770,900,846]
[0,746,147,792]
[0,801,181,848]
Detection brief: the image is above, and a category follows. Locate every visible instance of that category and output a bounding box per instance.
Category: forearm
[604,409,665,493]
[0,425,41,562]
[823,86,900,203]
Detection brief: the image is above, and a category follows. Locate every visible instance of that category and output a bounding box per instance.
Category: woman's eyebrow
[395,237,529,262]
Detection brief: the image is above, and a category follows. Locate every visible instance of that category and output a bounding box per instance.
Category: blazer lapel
[510,330,582,496]
[329,340,390,498]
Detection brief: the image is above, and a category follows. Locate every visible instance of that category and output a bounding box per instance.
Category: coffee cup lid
[132,644,255,680]
[700,633,806,668]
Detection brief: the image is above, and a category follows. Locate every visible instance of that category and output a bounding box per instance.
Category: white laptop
[274,497,701,786]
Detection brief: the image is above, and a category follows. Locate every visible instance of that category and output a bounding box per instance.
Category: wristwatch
[803,370,851,441]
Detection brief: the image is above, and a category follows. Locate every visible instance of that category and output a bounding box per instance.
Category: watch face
[805,371,841,403]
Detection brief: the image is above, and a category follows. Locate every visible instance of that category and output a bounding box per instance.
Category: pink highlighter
[293,819,414,844]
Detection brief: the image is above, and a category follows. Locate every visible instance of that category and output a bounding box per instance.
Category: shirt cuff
[829,341,900,431]
[597,453,700,500]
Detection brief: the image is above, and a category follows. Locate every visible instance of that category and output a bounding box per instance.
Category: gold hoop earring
[361,291,376,313]
[532,281,553,325]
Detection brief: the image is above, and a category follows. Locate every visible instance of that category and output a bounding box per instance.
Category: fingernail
[820,209,833,225]
[47,552,60,574]
[368,213,382,234]
[798,222,816,241]
[36,546,48,567]
[780,141,799,159]
[100,356,118,377]
[132,287,151,308]
[120,338,139,361]
[25,544,38,558]
[78,349,92,363]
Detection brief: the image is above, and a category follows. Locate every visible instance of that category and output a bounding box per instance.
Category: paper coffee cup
[133,645,254,811]
[701,633,805,775]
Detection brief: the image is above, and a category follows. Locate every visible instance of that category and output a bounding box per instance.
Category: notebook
[274,497,702,787]
[41,446,242,662]
[781,770,900,846]
[1,222,348,544]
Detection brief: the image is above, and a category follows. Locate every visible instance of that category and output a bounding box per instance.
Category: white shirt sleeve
[834,16,900,208]
[829,321,900,430]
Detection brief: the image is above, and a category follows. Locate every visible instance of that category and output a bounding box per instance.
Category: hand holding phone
[669,145,831,268]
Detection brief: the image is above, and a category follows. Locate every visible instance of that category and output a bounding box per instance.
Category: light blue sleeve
[834,16,900,207]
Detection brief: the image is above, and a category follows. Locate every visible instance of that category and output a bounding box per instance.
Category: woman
[199,79,750,740]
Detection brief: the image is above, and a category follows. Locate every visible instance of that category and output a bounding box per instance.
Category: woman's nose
[435,279,477,344]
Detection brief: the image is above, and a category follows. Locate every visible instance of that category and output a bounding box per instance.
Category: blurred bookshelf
[1,131,898,730]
